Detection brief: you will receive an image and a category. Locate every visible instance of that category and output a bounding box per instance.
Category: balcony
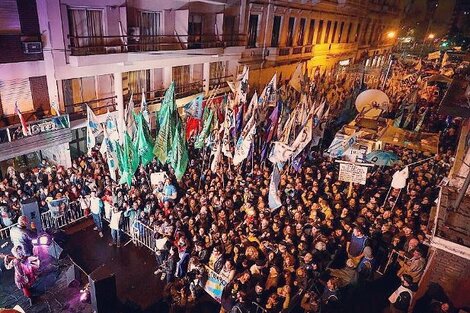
[263,45,315,63]
[67,34,246,56]
[64,96,117,121]
[0,34,44,64]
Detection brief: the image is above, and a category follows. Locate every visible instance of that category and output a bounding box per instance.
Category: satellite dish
[355,89,391,118]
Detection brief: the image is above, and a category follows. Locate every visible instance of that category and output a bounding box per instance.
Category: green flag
[118,131,139,186]
[170,121,189,181]
[195,109,214,149]
[115,140,125,176]
[154,82,177,164]
[134,112,155,166]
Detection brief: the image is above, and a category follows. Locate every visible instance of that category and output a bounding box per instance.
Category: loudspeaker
[88,264,117,313]
[66,264,80,288]
[47,239,64,259]
[20,198,42,232]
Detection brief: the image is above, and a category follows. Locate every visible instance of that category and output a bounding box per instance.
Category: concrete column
[203,62,210,95]
[162,67,173,87]
[114,72,124,140]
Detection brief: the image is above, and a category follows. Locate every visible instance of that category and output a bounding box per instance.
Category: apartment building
[0,0,402,175]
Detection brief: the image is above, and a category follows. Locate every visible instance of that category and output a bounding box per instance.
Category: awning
[377,126,439,154]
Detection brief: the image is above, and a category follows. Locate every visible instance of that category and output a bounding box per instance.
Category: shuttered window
[0,0,21,34]
[0,79,34,115]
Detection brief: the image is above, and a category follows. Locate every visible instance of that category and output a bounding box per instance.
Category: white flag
[289,63,303,92]
[233,123,256,166]
[87,105,102,152]
[268,141,295,163]
[268,164,282,210]
[291,116,313,159]
[244,91,258,123]
[391,166,409,189]
[259,73,277,108]
[211,141,222,172]
[141,89,150,126]
[222,108,233,158]
[126,93,136,138]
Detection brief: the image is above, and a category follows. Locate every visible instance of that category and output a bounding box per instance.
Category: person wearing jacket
[387,274,418,313]
[160,246,178,283]
[108,205,123,247]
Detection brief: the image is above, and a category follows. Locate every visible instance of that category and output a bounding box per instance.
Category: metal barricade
[0,223,17,240]
[131,220,156,251]
[40,201,86,230]
[379,249,412,275]
[252,302,267,313]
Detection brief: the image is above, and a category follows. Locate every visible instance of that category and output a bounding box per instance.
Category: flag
[291,114,313,159]
[195,109,214,149]
[105,111,120,141]
[327,133,358,158]
[235,66,249,105]
[134,112,155,167]
[441,52,449,68]
[100,129,117,181]
[244,91,258,123]
[268,164,282,210]
[118,131,139,186]
[414,107,428,132]
[292,151,307,172]
[170,122,189,181]
[126,93,136,138]
[227,81,236,94]
[184,94,204,119]
[393,110,404,127]
[268,141,295,163]
[222,107,233,158]
[154,83,177,164]
[233,122,256,166]
[14,102,29,137]
[211,140,222,172]
[289,63,303,92]
[259,74,277,108]
[86,105,102,152]
[186,117,201,140]
[261,102,281,160]
[50,101,61,116]
[391,166,409,189]
[141,89,150,126]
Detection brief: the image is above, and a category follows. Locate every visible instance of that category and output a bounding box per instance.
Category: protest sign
[201,265,229,303]
[150,171,167,186]
[338,162,369,185]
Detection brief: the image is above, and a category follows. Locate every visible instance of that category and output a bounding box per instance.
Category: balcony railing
[64,96,117,120]
[0,114,70,144]
[68,34,246,56]
[209,75,233,89]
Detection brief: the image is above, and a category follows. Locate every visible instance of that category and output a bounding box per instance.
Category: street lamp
[387,31,396,39]
[427,33,435,40]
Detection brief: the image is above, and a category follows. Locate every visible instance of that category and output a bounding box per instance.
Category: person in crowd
[89,190,104,238]
[386,274,418,313]
[9,216,35,256]
[109,204,123,247]
[397,247,426,283]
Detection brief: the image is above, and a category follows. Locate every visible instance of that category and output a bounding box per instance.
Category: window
[324,21,332,44]
[355,23,361,42]
[0,78,33,115]
[247,14,259,48]
[331,22,338,43]
[223,16,236,45]
[368,21,375,44]
[139,11,161,51]
[0,0,20,34]
[189,14,203,48]
[297,18,306,46]
[172,65,191,94]
[338,22,344,43]
[271,16,282,47]
[68,8,104,52]
[307,19,315,44]
[128,70,150,96]
[209,62,227,87]
[316,20,324,44]
[69,128,88,158]
[287,17,295,47]
[346,22,352,43]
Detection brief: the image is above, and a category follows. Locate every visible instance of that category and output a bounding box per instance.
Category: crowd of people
[0,59,460,313]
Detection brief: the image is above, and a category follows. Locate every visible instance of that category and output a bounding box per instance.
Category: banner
[268,141,295,163]
[150,172,167,186]
[427,50,441,60]
[338,162,369,185]
[202,265,229,303]
[47,197,69,218]
[233,123,256,166]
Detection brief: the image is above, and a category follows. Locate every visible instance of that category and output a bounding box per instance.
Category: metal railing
[0,223,17,240]
[40,202,87,230]
[68,34,246,56]
[209,75,233,89]
[65,96,117,120]
[0,114,70,144]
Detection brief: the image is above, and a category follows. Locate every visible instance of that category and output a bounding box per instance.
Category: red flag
[15,102,29,136]
[185,117,201,140]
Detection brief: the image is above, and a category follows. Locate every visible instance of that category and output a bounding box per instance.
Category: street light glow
[428,33,435,39]
[387,31,396,39]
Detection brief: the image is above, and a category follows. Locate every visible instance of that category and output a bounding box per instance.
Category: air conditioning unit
[22,41,42,54]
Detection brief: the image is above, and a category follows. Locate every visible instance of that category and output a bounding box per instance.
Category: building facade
[0,0,402,174]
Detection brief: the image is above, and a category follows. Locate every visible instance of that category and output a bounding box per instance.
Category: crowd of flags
[85,63,330,205]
